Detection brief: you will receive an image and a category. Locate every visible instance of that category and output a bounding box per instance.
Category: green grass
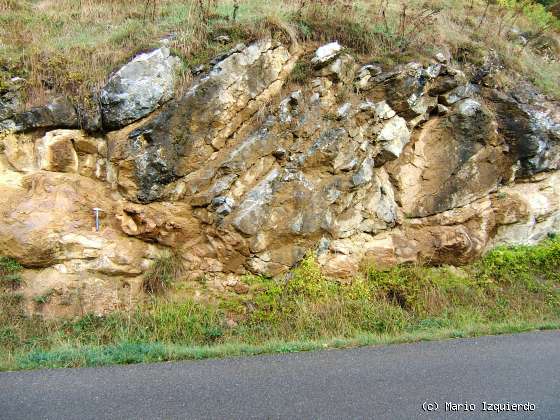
[0,256,23,289]
[1,239,559,371]
[8,320,559,371]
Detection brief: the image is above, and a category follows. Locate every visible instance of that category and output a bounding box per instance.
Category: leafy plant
[1,238,560,370]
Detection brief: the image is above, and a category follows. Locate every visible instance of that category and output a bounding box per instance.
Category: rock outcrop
[10,97,79,133]
[1,40,559,317]
[100,47,180,130]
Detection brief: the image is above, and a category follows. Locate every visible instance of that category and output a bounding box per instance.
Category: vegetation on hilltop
[0,0,559,106]
[1,238,559,370]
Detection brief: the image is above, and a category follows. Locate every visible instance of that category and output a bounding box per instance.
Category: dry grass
[143,250,185,294]
[435,0,560,96]
[1,0,212,104]
[0,0,558,108]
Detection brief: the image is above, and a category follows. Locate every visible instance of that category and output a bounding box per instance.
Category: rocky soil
[1,39,559,317]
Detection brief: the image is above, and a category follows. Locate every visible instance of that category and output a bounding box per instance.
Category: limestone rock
[126,40,295,203]
[435,52,447,63]
[3,133,36,172]
[312,42,342,66]
[389,98,509,218]
[118,202,201,246]
[490,172,560,246]
[352,158,374,187]
[232,168,279,236]
[320,53,356,84]
[355,64,382,90]
[360,63,429,119]
[22,268,142,319]
[373,101,396,120]
[100,47,180,130]
[376,116,410,165]
[2,40,560,316]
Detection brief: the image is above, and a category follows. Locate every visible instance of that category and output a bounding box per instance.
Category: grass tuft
[143,251,185,294]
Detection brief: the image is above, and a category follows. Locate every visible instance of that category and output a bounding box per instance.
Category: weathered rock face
[1,40,559,317]
[486,87,560,176]
[389,98,510,218]
[125,40,295,203]
[100,47,180,130]
[10,97,79,133]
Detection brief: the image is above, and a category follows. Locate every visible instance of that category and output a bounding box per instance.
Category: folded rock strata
[1,40,559,317]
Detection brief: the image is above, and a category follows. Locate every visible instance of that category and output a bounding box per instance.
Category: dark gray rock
[487,88,560,176]
[362,63,434,120]
[75,96,103,133]
[428,76,460,96]
[352,158,374,187]
[439,84,479,106]
[212,196,235,217]
[12,97,79,132]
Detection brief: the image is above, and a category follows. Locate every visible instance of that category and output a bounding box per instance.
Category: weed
[0,256,23,289]
[143,251,185,294]
[33,290,55,305]
[286,254,335,299]
[195,274,209,286]
[288,58,313,84]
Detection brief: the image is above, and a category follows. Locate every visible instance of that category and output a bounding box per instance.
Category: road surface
[1,331,559,419]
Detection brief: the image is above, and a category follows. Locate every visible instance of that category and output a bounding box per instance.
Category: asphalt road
[1,331,559,420]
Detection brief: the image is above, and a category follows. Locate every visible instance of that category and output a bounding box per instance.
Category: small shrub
[286,254,336,299]
[0,327,18,348]
[475,238,560,303]
[33,290,54,305]
[203,325,224,342]
[143,251,185,294]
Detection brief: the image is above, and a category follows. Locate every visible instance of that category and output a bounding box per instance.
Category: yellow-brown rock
[35,130,80,173]
[1,40,560,316]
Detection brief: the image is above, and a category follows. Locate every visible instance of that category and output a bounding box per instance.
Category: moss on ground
[1,239,559,371]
